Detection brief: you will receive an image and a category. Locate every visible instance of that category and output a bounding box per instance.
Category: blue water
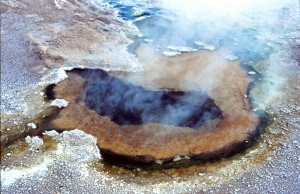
[106,0,291,62]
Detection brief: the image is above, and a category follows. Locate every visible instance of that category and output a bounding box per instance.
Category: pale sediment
[1,0,142,126]
[1,0,299,193]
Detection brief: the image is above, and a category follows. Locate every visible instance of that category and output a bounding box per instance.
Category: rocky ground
[1,0,300,193]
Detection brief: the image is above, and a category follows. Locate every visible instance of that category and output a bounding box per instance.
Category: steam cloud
[82,69,222,129]
[106,0,297,110]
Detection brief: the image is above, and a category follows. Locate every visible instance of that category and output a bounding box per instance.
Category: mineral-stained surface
[45,45,260,168]
[1,0,299,193]
[1,0,142,126]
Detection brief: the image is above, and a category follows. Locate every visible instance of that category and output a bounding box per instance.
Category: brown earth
[45,45,260,168]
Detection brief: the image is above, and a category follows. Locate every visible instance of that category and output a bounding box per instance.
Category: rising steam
[82,69,222,129]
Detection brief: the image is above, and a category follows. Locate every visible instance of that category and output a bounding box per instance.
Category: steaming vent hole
[82,70,222,129]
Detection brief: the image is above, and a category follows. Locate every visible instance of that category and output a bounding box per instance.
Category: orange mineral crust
[46,46,259,167]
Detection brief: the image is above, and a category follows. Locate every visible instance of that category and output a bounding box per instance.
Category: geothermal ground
[1,0,300,193]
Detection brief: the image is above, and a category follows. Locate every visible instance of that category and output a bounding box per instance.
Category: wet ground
[1,0,300,193]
